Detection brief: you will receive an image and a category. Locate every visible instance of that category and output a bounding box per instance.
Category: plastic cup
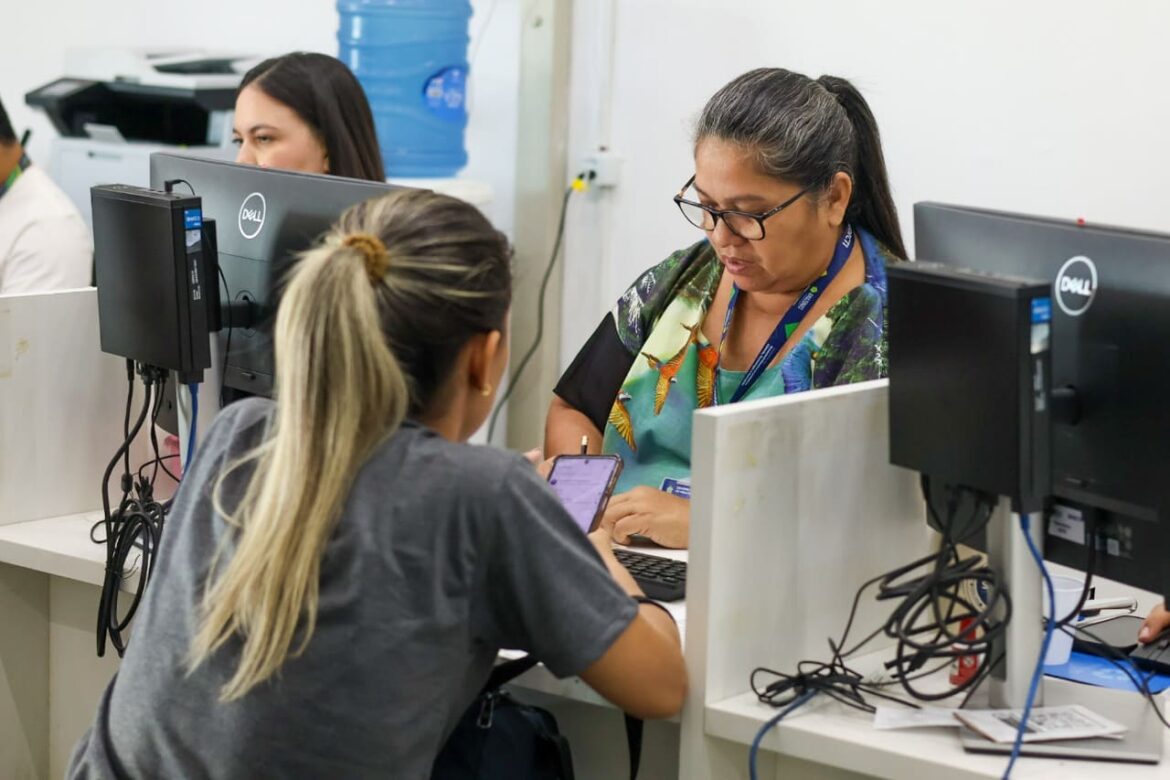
[1043,575,1084,666]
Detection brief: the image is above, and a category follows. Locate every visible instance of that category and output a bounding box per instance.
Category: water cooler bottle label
[423,67,467,120]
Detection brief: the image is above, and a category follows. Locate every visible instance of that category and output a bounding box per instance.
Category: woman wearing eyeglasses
[545,68,906,549]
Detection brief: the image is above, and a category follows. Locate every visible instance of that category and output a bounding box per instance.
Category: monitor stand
[960,498,1164,763]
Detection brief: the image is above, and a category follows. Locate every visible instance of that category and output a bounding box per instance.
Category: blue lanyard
[715,224,855,405]
[0,154,31,202]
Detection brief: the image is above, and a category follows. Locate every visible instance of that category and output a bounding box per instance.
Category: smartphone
[546,454,623,534]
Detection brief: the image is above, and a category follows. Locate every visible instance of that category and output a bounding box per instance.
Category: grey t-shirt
[69,399,637,779]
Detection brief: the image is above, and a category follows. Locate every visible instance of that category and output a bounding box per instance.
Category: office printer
[25,49,258,225]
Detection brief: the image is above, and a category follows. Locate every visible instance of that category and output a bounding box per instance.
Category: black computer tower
[887,262,1052,513]
[92,184,212,381]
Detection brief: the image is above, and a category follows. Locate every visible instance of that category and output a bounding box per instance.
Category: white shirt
[0,164,92,294]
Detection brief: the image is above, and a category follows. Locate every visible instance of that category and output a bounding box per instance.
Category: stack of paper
[954,705,1127,743]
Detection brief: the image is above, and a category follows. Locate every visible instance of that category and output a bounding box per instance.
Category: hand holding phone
[546,454,623,534]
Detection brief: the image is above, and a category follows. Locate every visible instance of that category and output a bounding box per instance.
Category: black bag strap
[487,656,644,779]
[624,714,643,780]
[485,655,540,693]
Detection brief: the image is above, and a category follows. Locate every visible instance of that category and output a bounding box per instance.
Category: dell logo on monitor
[238,192,267,239]
[1054,255,1097,317]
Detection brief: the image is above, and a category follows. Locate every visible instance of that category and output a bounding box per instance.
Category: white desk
[705,655,1169,780]
[682,381,1170,780]
[0,512,138,590]
[698,564,1168,780]
[0,512,130,779]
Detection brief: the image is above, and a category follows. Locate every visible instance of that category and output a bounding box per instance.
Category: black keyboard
[614,549,686,602]
[1131,631,1170,676]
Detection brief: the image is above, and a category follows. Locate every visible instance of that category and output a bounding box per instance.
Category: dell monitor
[149,153,398,396]
[914,202,1170,603]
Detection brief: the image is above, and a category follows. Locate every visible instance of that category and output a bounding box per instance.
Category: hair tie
[342,232,391,283]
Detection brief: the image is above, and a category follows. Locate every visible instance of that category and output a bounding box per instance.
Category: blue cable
[749,690,817,780]
[185,383,199,471]
[1002,514,1057,779]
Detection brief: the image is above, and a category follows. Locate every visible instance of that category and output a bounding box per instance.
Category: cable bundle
[747,478,1170,779]
[874,479,1009,701]
[93,361,172,657]
[746,478,1009,776]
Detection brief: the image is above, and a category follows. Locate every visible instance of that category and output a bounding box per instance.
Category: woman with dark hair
[68,189,685,777]
[233,52,385,181]
[546,68,905,549]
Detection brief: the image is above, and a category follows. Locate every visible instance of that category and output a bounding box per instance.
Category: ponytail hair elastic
[342,232,391,282]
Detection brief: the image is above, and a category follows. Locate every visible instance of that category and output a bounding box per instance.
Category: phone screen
[547,456,622,534]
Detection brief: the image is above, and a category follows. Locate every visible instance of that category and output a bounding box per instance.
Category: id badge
[661,477,691,500]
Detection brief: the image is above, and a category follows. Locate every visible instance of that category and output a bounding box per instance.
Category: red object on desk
[950,617,981,686]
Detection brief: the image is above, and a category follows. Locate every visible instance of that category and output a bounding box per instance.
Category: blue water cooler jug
[337,0,472,178]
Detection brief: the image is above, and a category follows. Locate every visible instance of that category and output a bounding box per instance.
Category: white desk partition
[681,379,934,780]
[0,289,143,526]
[0,289,144,778]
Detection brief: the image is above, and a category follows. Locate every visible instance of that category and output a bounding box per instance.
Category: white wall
[2,0,519,235]
[560,0,1170,367]
[11,0,1170,395]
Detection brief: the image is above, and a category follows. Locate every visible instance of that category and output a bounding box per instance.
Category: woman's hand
[599,487,690,549]
[587,529,643,596]
[522,448,555,480]
[1139,603,1170,644]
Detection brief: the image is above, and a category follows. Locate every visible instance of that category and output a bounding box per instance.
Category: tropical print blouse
[553,228,896,494]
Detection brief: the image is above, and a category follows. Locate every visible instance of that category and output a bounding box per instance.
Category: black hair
[0,97,16,145]
[695,68,906,259]
[239,52,385,182]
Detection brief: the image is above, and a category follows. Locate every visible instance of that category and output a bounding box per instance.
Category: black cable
[122,359,134,490]
[99,364,149,540]
[164,178,196,196]
[96,367,171,657]
[97,366,154,655]
[874,479,1008,702]
[218,264,233,409]
[93,362,138,546]
[1054,506,1097,627]
[747,476,1010,719]
[486,177,582,443]
[97,493,166,656]
[864,656,957,689]
[145,372,179,484]
[753,660,924,715]
[138,454,180,483]
[148,373,163,486]
[1055,623,1170,731]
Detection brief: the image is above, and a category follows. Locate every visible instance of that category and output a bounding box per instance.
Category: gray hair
[695,68,906,258]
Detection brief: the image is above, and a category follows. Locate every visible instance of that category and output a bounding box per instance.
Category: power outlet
[581,150,624,188]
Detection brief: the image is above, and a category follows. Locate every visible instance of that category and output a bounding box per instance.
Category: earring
[479,383,492,397]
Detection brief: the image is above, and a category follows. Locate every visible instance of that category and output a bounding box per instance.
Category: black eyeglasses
[673,175,809,241]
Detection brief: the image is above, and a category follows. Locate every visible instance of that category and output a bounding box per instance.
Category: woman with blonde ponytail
[70,189,686,779]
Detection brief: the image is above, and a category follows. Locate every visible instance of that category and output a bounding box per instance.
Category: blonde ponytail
[191,223,407,701]
[189,188,511,701]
